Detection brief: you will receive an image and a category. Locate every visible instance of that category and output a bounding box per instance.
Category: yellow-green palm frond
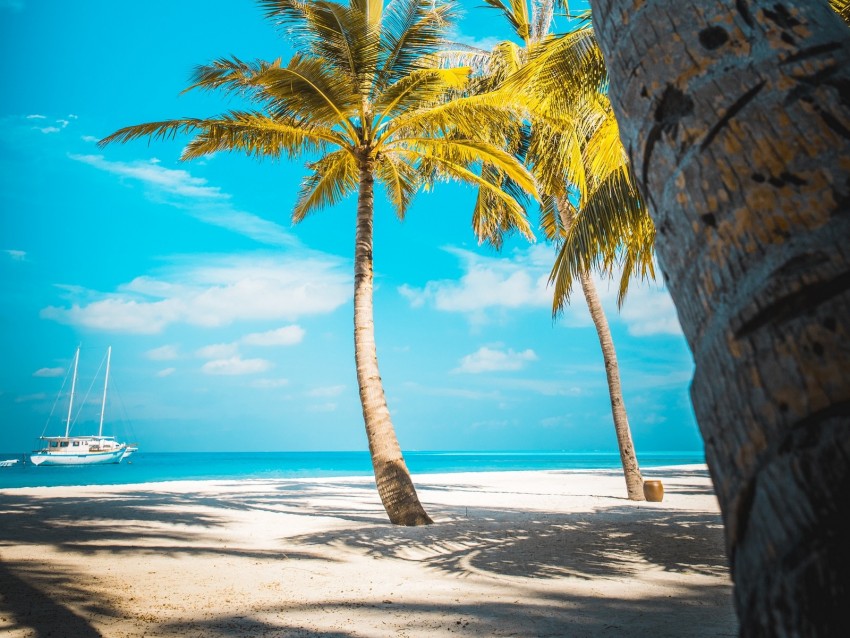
[375,153,421,219]
[482,0,532,43]
[180,112,341,160]
[472,164,535,248]
[830,0,850,25]
[502,27,606,116]
[526,115,584,201]
[380,90,525,148]
[582,102,629,191]
[258,55,360,132]
[259,0,378,95]
[293,149,359,222]
[373,67,469,126]
[351,0,384,28]
[183,56,281,100]
[377,0,459,88]
[392,137,538,199]
[550,166,652,312]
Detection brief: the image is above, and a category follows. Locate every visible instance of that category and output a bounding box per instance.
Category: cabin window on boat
[72,441,80,446]
[50,441,59,448]
[60,441,69,447]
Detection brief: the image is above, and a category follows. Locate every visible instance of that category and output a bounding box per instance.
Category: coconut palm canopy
[101,0,537,240]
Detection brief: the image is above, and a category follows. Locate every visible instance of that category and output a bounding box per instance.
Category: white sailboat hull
[30,448,126,466]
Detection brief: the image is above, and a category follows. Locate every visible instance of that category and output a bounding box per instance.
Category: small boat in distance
[30,346,134,466]
[0,459,19,467]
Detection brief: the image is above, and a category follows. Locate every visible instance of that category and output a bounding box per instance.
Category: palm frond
[183,56,280,99]
[501,27,606,117]
[550,166,653,312]
[177,111,341,161]
[482,0,532,42]
[373,67,469,126]
[375,153,421,219]
[258,56,360,134]
[259,0,378,94]
[830,0,850,25]
[293,149,359,222]
[377,0,458,88]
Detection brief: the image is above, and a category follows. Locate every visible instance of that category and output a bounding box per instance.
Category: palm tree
[590,0,850,633]
[478,1,649,500]
[101,0,537,526]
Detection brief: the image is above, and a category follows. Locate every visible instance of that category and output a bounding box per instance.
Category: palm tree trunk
[354,152,432,526]
[591,0,850,634]
[559,197,644,500]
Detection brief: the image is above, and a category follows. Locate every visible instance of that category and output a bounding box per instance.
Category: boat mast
[98,346,111,437]
[65,346,80,438]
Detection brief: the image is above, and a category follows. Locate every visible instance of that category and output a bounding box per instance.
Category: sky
[0,0,703,455]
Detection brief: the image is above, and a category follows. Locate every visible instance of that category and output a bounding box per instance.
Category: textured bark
[354,152,432,526]
[590,1,850,635]
[559,197,644,500]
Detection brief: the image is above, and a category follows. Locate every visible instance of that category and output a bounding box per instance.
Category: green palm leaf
[293,149,359,222]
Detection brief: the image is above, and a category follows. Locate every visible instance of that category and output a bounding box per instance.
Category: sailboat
[30,346,134,466]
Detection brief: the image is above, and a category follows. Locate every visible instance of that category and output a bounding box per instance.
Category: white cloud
[3,249,26,261]
[454,346,538,374]
[156,367,176,377]
[250,378,290,389]
[307,402,337,412]
[401,245,682,336]
[242,325,305,347]
[399,246,552,321]
[81,135,99,143]
[307,384,345,398]
[25,114,45,119]
[201,356,272,376]
[41,253,350,334]
[69,154,225,199]
[33,367,64,378]
[196,342,240,359]
[38,126,60,134]
[146,345,179,361]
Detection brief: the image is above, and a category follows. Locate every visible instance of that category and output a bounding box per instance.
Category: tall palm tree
[100,0,537,526]
[478,0,649,500]
[590,0,850,633]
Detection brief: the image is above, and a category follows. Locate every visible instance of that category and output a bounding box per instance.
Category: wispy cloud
[3,249,26,261]
[250,378,290,389]
[454,346,538,374]
[401,245,682,336]
[145,345,179,361]
[70,153,296,247]
[201,356,272,376]
[307,384,346,398]
[41,254,350,334]
[196,342,240,359]
[242,325,305,347]
[70,154,225,199]
[156,367,176,378]
[33,367,64,378]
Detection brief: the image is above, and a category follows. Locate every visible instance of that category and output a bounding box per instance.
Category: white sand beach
[0,466,736,637]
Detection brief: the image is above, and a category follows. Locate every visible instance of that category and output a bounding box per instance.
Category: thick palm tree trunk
[559,197,644,500]
[354,153,432,526]
[590,0,850,634]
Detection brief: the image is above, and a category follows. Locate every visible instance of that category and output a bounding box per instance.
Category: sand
[0,466,736,637]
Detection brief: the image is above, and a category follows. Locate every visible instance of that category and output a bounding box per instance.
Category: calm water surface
[0,451,705,489]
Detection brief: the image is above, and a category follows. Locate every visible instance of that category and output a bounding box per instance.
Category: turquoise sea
[0,451,705,489]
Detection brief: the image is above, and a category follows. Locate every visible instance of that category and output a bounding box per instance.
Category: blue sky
[0,0,702,455]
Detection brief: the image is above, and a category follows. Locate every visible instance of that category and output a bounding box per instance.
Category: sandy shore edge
[0,465,736,637]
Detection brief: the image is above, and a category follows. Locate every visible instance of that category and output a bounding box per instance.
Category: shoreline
[0,465,735,636]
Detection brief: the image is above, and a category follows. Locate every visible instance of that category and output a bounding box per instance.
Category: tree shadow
[0,561,107,637]
[290,505,728,581]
